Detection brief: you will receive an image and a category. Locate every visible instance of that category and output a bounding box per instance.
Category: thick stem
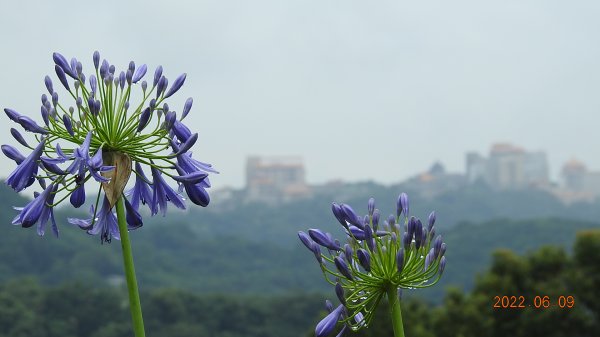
[116,197,146,337]
[387,286,405,337]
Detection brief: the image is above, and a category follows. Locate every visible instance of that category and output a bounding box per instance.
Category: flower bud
[93,51,100,69]
[439,242,447,257]
[398,192,409,217]
[364,225,374,252]
[52,52,77,79]
[325,300,334,313]
[341,204,362,228]
[171,170,208,184]
[181,97,193,120]
[52,92,59,106]
[164,73,186,98]
[309,228,341,251]
[433,235,443,258]
[10,128,29,147]
[109,64,115,75]
[18,116,48,134]
[439,256,446,274]
[156,76,168,98]
[141,80,148,92]
[428,211,436,231]
[429,226,436,241]
[176,133,198,155]
[62,114,74,137]
[335,283,345,305]
[348,226,366,240]
[70,179,85,208]
[44,76,53,94]
[344,243,353,263]
[334,256,353,280]
[130,63,147,83]
[54,65,70,91]
[396,248,405,274]
[40,106,49,126]
[99,60,109,79]
[424,251,433,270]
[297,231,315,251]
[119,71,126,89]
[2,145,25,164]
[367,197,375,216]
[312,244,322,264]
[372,209,380,231]
[164,111,176,131]
[331,202,347,228]
[315,304,344,337]
[153,65,163,86]
[387,214,395,227]
[357,248,371,272]
[76,62,83,77]
[415,219,423,249]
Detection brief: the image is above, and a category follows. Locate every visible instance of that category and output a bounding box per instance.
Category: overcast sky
[1,0,599,188]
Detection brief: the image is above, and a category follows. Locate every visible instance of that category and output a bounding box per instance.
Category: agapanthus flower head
[3,51,217,241]
[298,193,447,336]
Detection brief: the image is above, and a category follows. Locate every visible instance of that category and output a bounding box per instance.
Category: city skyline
[1,1,599,189]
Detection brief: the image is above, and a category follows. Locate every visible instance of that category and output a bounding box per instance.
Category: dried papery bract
[101,152,132,208]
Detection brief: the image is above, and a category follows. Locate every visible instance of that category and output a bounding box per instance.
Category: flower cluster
[298,193,447,337]
[3,51,217,242]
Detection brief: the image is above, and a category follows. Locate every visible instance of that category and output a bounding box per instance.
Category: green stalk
[115,197,146,337]
[386,285,405,337]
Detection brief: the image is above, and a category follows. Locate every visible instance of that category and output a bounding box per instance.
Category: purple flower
[124,197,143,229]
[68,196,120,243]
[174,164,210,207]
[172,120,192,143]
[66,132,114,182]
[12,184,58,236]
[5,138,45,192]
[127,162,153,211]
[150,166,185,216]
[70,175,86,208]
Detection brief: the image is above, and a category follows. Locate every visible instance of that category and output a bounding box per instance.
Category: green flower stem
[115,197,146,337]
[386,285,405,337]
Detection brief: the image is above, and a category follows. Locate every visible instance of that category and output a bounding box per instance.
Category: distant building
[554,159,600,203]
[245,156,311,204]
[404,162,466,199]
[466,143,549,190]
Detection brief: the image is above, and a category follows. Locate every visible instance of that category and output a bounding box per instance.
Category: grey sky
[1,0,599,188]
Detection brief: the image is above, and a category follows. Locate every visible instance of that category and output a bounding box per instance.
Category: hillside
[1,183,598,302]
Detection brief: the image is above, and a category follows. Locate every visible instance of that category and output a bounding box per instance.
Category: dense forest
[0,230,598,337]
[1,183,600,336]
